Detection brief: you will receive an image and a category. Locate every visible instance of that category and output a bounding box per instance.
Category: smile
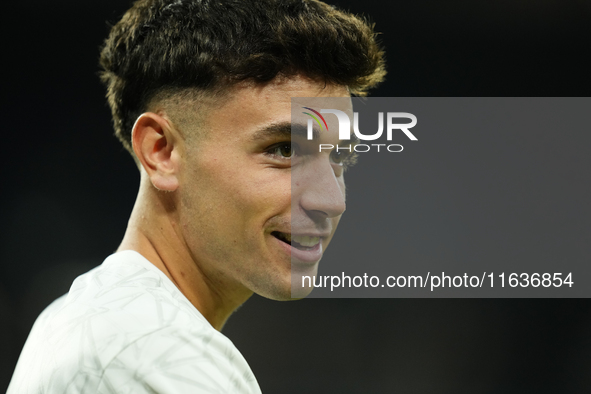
[272,232,321,251]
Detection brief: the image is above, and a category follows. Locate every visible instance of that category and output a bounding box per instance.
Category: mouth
[271,231,321,251]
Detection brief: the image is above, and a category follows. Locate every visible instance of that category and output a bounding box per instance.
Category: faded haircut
[99,0,386,155]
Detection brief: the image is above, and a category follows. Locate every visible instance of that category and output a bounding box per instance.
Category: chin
[248,254,320,301]
[289,263,319,299]
[250,274,312,301]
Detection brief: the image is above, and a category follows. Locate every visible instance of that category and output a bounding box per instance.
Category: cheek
[228,167,292,210]
[180,161,291,232]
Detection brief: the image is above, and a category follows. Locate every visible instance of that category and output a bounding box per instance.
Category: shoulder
[47,250,215,366]
[97,323,260,393]
[10,251,260,393]
[46,251,207,355]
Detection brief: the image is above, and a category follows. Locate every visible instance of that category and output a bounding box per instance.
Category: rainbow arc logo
[302,107,328,131]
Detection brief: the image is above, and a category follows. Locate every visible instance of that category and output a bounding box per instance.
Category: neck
[117,179,252,331]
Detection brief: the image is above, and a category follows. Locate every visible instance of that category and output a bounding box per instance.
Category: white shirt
[8,250,262,393]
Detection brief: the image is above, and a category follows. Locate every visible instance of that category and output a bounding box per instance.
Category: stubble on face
[165,75,351,301]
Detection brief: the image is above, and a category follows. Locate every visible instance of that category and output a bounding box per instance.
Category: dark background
[1,0,590,392]
[313,97,591,298]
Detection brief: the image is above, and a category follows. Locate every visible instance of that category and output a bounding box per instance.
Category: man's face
[176,76,352,300]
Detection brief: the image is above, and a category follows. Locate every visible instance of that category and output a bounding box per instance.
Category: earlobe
[131,113,180,192]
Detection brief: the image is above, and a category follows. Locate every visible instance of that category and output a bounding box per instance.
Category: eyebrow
[250,121,360,144]
[250,122,319,141]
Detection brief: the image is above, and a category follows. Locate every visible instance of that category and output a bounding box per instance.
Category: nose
[297,160,346,219]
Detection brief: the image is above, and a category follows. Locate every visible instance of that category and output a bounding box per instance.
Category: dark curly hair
[99,0,386,155]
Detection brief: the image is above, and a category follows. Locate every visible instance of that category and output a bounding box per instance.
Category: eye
[330,149,345,164]
[277,143,292,158]
[266,142,295,159]
[329,146,358,170]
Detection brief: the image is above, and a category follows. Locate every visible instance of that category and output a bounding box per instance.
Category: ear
[131,112,180,192]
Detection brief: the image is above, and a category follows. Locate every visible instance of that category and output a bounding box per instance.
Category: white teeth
[291,235,320,247]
